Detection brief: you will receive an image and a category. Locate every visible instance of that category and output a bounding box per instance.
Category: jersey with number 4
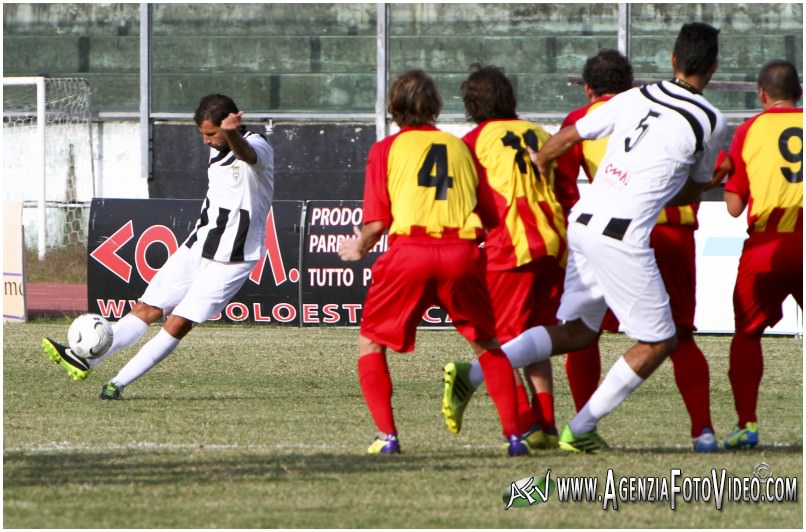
[724,107,803,234]
[573,80,727,247]
[362,125,491,241]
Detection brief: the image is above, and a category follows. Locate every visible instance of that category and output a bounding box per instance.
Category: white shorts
[140,245,256,324]
[557,222,675,342]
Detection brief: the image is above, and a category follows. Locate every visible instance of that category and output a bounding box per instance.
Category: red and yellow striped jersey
[362,125,493,241]
[724,107,803,234]
[555,97,698,228]
[464,118,567,270]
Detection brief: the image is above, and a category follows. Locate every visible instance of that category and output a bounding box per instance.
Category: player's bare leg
[561,336,675,452]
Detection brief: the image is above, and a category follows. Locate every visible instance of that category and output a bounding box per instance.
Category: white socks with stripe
[569,356,644,435]
[112,328,180,388]
[467,326,554,389]
[88,313,149,367]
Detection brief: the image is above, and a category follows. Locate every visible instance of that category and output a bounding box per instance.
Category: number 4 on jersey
[418,143,454,200]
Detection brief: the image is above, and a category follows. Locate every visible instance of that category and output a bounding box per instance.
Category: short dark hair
[461,64,517,123]
[387,69,442,127]
[673,22,720,77]
[194,94,239,126]
[758,60,803,101]
[582,49,634,97]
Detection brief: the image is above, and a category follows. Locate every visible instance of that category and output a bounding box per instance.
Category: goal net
[3,77,95,259]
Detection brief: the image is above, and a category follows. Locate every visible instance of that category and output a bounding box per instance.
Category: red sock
[565,342,602,412]
[669,332,713,437]
[728,331,763,427]
[478,348,520,438]
[533,392,555,431]
[516,382,536,434]
[357,351,396,435]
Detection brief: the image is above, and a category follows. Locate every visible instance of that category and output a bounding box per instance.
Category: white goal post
[3,76,95,260]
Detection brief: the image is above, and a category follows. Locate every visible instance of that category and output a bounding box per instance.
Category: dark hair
[461,64,517,123]
[387,69,442,127]
[194,94,239,126]
[673,22,720,76]
[582,49,633,96]
[758,59,803,101]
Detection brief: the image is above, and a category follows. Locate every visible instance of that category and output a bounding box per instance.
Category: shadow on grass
[608,444,803,455]
[3,450,476,488]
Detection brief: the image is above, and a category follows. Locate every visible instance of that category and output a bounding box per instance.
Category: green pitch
[4,322,802,528]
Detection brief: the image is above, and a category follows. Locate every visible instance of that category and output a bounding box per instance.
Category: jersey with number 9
[725,107,803,234]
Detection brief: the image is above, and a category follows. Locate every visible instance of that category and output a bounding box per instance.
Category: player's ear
[757,87,768,107]
[583,84,595,101]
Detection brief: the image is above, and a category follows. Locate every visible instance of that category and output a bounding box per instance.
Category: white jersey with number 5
[571,80,727,247]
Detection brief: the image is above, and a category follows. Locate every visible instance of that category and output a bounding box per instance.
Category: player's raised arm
[528,125,584,180]
[221,111,258,165]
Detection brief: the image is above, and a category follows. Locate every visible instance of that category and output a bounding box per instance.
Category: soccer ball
[68,313,114,359]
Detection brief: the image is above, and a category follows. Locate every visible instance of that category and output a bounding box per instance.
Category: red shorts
[360,238,496,352]
[486,257,564,343]
[733,231,803,335]
[651,224,697,332]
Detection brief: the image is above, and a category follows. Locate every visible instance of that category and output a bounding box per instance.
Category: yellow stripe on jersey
[386,129,482,239]
[581,101,609,179]
[743,113,803,232]
[473,119,566,266]
[656,204,696,226]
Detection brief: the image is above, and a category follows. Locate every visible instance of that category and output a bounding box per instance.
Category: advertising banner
[85,198,801,335]
[87,198,303,324]
[3,201,27,322]
[301,200,451,327]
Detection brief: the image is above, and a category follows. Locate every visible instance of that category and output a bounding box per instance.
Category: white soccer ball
[68,313,113,359]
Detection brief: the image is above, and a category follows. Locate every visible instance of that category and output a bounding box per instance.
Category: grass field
[4,322,802,528]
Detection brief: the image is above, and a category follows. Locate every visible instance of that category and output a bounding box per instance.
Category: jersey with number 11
[362,125,484,241]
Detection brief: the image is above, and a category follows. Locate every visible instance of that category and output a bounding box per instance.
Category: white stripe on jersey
[571,80,727,247]
[184,130,275,262]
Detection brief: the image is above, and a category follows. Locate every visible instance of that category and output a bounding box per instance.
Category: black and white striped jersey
[184,130,275,262]
[571,80,727,246]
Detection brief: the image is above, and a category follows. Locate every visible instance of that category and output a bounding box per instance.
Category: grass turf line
[4,323,802,528]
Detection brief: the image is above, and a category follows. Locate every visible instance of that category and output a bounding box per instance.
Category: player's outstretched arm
[527,125,583,179]
[339,221,385,261]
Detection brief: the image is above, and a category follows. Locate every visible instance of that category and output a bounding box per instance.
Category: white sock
[467,326,553,389]
[502,326,553,369]
[111,328,180,388]
[468,361,485,389]
[88,313,149,367]
[569,356,644,434]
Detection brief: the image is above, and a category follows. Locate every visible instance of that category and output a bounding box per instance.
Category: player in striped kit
[556,49,718,453]
[338,69,529,456]
[441,64,568,449]
[715,60,802,449]
[443,22,727,453]
[43,94,275,400]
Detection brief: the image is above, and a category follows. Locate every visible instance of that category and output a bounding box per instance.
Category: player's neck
[764,99,798,111]
[671,75,703,94]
